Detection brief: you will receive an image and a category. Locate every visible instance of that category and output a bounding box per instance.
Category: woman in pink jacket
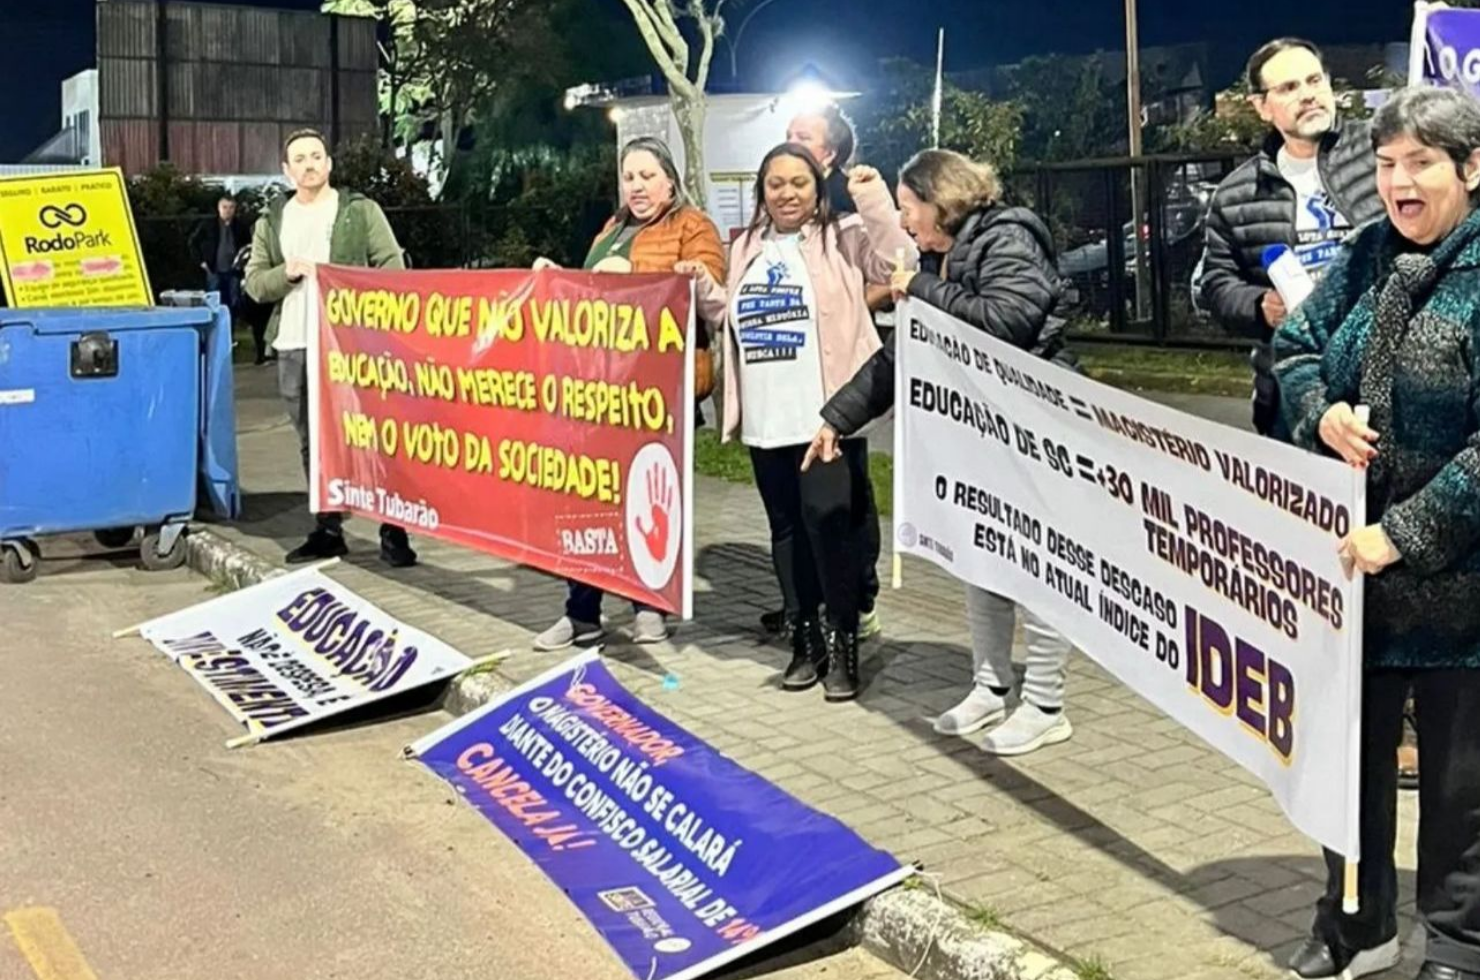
[678,143,917,701]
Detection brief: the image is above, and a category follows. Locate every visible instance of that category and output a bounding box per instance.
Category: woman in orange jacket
[533,137,725,650]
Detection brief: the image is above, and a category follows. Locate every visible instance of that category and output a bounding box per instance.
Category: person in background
[532,136,726,651]
[679,143,915,701]
[244,128,415,568]
[803,149,1078,756]
[191,194,256,360]
[749,101,910,643]
[1274,85,1480,980]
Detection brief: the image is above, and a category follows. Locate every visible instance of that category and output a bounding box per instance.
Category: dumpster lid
[0,303,220,336]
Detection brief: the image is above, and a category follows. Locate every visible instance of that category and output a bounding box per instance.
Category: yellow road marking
[3,908,99,980]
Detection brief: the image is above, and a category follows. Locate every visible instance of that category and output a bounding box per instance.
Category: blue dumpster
[0,295,240,583]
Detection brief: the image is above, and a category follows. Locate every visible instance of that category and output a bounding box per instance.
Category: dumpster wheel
[1,540,39,584]
[140,527,187,572]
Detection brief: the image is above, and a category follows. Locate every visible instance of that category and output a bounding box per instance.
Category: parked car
[1057,178,1217,320]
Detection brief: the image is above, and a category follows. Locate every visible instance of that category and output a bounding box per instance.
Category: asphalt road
[0,539,903,980]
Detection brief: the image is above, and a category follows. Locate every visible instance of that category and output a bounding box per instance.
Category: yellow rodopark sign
[0,168,151,308]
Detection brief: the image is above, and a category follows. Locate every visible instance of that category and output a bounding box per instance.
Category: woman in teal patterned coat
[1274,85,1480,980]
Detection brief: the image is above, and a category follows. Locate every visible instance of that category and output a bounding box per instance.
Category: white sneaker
[932,686,1008,736]
[981,703,1073,756]
[533,616,603,651]
[632,610,669,644]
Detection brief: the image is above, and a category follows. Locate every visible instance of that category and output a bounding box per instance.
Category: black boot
[780,618,826,691]
[760,607,788,636]
[379,524,418,568]
[822,625,859,702]
[285,527,348,564]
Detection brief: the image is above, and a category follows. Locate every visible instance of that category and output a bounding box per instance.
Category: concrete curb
[852,890,1078,980]
[185,527,286,591]
[184,529,1081,980]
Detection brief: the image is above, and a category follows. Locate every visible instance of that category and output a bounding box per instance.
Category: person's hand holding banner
[1319,402,1380,469]
[889,246,914,300]
[1338,524,1402,578]
[532,256,561,271]
[286,258,315,283]
[673,259,715,286]
[800,423,841,471]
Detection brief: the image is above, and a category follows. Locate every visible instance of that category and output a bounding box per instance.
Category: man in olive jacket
[245,128,415,567]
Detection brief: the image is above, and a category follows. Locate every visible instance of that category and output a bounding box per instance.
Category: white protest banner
[132,566,474,747]
[892,301,1365,858]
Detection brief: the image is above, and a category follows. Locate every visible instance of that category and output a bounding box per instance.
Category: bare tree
[325,0,546,190]
[321,0,417,151]
[617,0,726,203]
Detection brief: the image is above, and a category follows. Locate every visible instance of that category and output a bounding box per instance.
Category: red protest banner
[308,267,694,616]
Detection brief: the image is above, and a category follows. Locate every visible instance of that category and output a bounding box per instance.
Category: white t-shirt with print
[273,188,340,352]
[732,235,826,449]
[1278,148,1351,281]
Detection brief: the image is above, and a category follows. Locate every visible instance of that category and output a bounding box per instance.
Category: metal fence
[1004,153,1244,347]
[125,158,1255,349]
[135,204,482,294]
[134,197,614,297]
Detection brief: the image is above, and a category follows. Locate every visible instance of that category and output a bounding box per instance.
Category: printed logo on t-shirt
[734,257,812,364]
[1293,190,1351,277]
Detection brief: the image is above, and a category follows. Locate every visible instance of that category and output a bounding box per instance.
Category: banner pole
[458,650,512,674]
[226,730,268,750]
[891,256,907,591]
[1409,1,1432,86]
[1343,436,1369,915]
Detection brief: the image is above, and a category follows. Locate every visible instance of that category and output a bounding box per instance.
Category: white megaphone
[1261,244,1315,313]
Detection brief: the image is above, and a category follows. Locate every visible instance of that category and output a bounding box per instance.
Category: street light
[726,0,781,80]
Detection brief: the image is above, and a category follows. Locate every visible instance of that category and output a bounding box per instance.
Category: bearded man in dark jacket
[1199,37,1382,437]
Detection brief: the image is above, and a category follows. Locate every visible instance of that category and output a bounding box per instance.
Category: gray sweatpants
[963,586,1072,710]
[277,349,342,530]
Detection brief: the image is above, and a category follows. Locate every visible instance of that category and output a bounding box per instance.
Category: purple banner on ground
[406,652,910,980]
[1413,5,1480,95]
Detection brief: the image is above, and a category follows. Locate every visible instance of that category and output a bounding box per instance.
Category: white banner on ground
[892,301,1365,857]
[134,567,472,746]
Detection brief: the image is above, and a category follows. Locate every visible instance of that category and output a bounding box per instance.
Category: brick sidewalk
[217,365,1419,980]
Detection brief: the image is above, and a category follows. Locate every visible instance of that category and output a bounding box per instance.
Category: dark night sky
[0,0,1416,162]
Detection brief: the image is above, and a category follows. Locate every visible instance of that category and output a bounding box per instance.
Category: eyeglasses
[1260,72,1330,100]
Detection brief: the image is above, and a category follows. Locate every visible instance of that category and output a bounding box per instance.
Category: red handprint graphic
[636,464,675,562]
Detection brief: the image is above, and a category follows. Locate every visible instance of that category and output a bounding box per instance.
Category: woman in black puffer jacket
[804,149,1079,757]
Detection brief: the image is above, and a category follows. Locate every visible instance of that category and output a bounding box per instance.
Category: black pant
[859,469,881,613]
[565,580,655,624]
[758,445,879,618]
[749,440,868,633]
[1317,668,1480,971]
[279,349,403,540]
